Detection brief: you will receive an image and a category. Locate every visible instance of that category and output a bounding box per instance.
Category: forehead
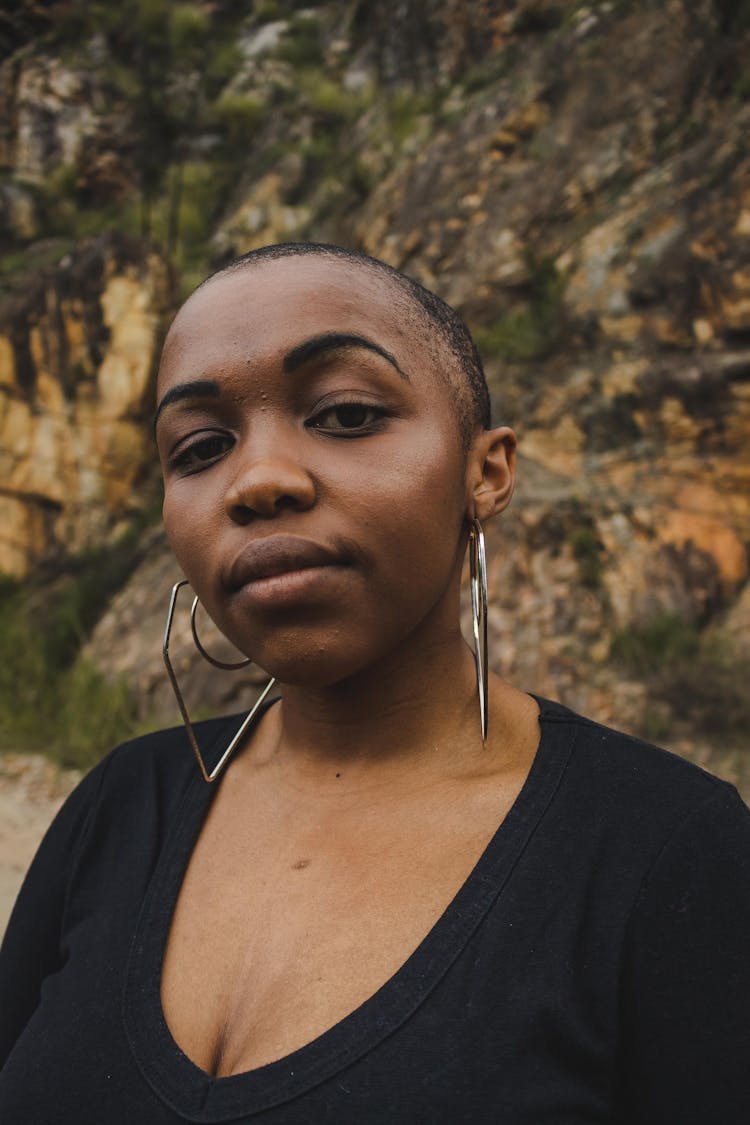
[159,256,424,388]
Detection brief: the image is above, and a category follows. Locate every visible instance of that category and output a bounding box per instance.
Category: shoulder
[535,693,737,801]
[94,714,238,785]
[533,694,748,861]
[83,711,242,804]
[5,713,244,916]
[47,713,243,850]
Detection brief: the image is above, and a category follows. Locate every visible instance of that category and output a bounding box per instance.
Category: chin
[219,607,395,690]
[262,653,366,690]
[250,630,390,692]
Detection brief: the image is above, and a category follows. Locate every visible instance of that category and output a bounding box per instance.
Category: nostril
[228,492,305,522]
[228,500,255,525]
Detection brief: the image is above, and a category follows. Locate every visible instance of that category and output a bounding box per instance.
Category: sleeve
[0,755,110,1068]
[616,783,750,1123]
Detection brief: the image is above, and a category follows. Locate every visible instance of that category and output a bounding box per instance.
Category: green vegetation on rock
[612,614,749,745]
[0,525,155,768]
[569,527,605,590]
[474,257,566,363]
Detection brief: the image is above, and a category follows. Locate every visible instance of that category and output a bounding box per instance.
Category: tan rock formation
[0,235,173,576]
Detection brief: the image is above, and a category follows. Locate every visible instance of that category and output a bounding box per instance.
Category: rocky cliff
[0,234,172,574]
[1,0,748,781]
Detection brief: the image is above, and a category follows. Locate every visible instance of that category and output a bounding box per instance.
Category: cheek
[161,484,219,591]
[352,434,468,597]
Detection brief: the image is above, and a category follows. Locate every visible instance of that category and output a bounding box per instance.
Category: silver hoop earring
[162,579,276,783]
[190,595,251,670]
[468,519,488,743]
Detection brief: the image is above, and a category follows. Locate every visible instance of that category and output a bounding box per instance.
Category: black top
[1,697,749,1123]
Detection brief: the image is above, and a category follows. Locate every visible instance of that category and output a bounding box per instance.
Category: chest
[1,732,632,1124]
[2,797,625,1125]
[160,777,520,1077]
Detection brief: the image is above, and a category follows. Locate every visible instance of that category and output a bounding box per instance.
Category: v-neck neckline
[122,697,576,1122]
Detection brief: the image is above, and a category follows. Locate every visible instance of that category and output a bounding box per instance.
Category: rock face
[11,58,98,183]
[0,234,172,575]
[346,8,750,589]
[2,0,749,769]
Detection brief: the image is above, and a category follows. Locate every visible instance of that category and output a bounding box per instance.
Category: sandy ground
[0,753,80,938]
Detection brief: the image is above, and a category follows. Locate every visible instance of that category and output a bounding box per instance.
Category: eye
[169,432,233,473]
[307,401,388,435]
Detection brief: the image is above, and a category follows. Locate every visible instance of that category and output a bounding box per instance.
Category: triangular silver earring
[162,579,276,782]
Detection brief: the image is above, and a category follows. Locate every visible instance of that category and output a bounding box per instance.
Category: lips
[225,535,349,592]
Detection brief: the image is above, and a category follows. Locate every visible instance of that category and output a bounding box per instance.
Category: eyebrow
[282,332,409,380]
[154,332,409,429]
[154,379,221,428]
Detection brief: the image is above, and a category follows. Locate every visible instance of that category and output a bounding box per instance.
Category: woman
[1,242,749,1123]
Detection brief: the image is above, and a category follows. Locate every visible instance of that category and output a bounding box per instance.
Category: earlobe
[466,426,517,522]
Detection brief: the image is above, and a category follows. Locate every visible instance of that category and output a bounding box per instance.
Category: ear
[465,426,517,522]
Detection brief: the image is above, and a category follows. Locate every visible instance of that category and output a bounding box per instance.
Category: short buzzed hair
[208,242,491,445]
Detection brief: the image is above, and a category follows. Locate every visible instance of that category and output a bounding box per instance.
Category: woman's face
[156,256,477,686]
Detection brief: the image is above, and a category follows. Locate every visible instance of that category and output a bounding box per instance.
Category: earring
[162,579,276,783]
[190,595,251,670]
[468,519,488,743]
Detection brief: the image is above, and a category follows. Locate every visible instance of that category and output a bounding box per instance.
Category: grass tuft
[0,524,154,767]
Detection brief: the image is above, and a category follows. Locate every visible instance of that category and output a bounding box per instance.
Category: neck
[260,623,485,787]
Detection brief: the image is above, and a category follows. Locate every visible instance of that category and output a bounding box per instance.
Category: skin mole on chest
[291,858,311,870]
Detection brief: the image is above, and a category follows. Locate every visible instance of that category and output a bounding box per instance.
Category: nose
[224,453,316,522]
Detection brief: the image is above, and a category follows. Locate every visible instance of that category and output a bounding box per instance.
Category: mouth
[225,535,351,593]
